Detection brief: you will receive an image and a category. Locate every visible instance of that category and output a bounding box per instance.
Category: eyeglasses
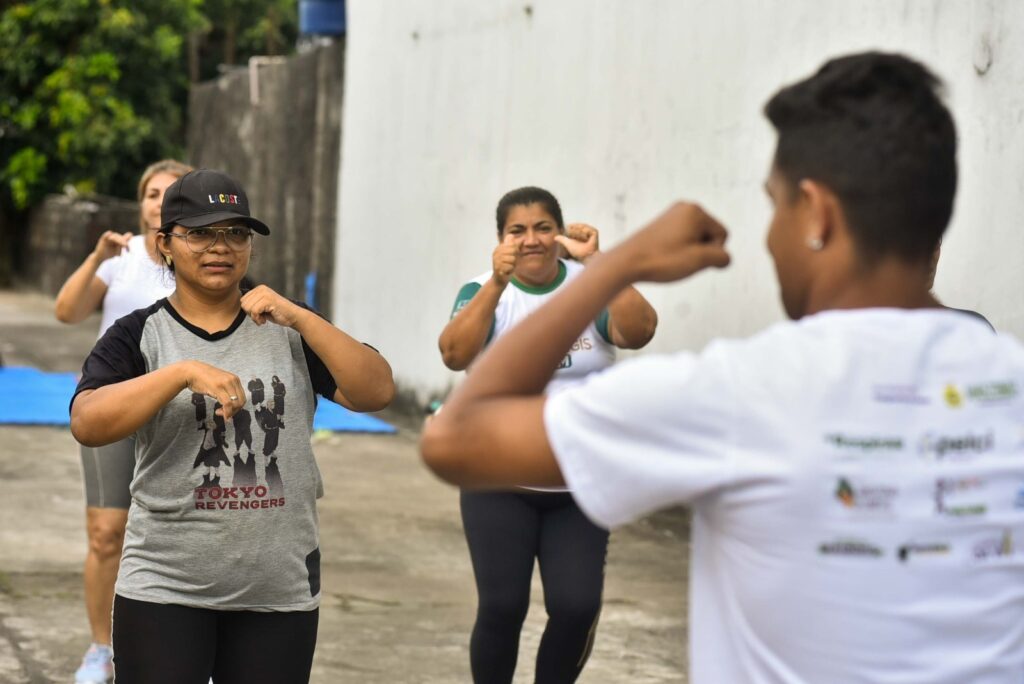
[166,226,254,253]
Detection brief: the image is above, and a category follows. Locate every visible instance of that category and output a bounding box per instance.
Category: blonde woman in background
[56,159,192,684]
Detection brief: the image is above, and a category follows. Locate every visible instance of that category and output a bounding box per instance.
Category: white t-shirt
[453,260,616,396]
[95,234,175,336]
[452,259,616,492]
[544,308,1024,683]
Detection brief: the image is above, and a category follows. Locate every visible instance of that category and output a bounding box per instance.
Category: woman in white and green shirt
[438,186,657,683]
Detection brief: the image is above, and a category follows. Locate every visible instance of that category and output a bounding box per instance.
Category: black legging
[112,595,318,684]
[460,489,609,684]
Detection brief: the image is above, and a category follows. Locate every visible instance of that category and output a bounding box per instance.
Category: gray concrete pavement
[0,289,689,683]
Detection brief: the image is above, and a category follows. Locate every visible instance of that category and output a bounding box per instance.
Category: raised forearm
[55,253,105,323]
[452,251,633,406]
[438,279,504,370]
[71,362,192,446]
[293,310,395,412]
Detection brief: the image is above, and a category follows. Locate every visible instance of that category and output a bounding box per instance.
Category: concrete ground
[0,289,690,683]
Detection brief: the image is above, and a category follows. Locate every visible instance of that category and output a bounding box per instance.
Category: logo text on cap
[208,193,240,205]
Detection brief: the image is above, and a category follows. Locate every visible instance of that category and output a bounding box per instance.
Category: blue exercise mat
[313,398,396,434]
[0,366,395,433]
[0,367,78,425]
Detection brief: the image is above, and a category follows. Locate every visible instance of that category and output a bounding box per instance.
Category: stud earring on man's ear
[807,237,824,251]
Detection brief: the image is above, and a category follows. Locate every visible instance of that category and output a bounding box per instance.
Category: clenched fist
[183,361,247,420]
[241,285,305,328]
[617,202,731,283]
[492,232,519,287]
[554,223,600,263]
[92,230,133,262]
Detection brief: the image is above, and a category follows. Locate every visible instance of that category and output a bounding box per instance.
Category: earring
[806,237,824,251]
[163,253,173,265]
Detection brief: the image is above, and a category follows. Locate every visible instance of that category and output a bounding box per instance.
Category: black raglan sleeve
[69,305,154,413]
[291,300,339,401]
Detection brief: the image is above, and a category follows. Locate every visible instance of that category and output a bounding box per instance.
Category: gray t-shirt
[74,298,340,611]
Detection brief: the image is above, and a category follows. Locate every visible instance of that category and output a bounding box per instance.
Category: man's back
[545,308,1024,682]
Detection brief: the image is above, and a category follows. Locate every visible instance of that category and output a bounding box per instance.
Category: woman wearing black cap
[70,169,395,684]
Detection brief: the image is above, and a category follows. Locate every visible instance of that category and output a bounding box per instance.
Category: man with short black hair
[422,52,1024,683]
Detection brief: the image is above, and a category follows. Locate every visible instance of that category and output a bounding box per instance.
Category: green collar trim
[511,260,567,294]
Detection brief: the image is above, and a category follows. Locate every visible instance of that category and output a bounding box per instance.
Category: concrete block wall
[23,195,139,296]
[188,40,345,316]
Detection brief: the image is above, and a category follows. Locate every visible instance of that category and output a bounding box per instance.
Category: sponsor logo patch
[818,539,884,558]
[944,381,1018,408]
[934,477,987,517]
[824,433,904,452]
[873,384,929,405]
[918,431,994,461]
[972,530,1013,560]
[967,381,1018,405]
[835,477,898,512]
[897,541,951,562]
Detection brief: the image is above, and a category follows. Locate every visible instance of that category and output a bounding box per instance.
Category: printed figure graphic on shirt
[192,392,207,423]
[248,377,265,406]
[255,399,285,460]
[231,407,257,487]
[192,396,230,488]
[254,383,287,495]
[271,375,286,417]
[191,392,208,487]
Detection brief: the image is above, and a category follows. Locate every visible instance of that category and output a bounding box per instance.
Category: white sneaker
[74,644,113,683]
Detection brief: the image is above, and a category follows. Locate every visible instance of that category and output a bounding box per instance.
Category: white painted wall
[334,0,1024,402]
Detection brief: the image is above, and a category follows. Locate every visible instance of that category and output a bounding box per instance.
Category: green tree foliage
[0,0,299,284]
[0,0,204,208]
[200,0,298,72]
[0,0,298,210]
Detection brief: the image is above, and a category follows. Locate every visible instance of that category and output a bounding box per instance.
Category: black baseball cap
[160,169,270,235]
